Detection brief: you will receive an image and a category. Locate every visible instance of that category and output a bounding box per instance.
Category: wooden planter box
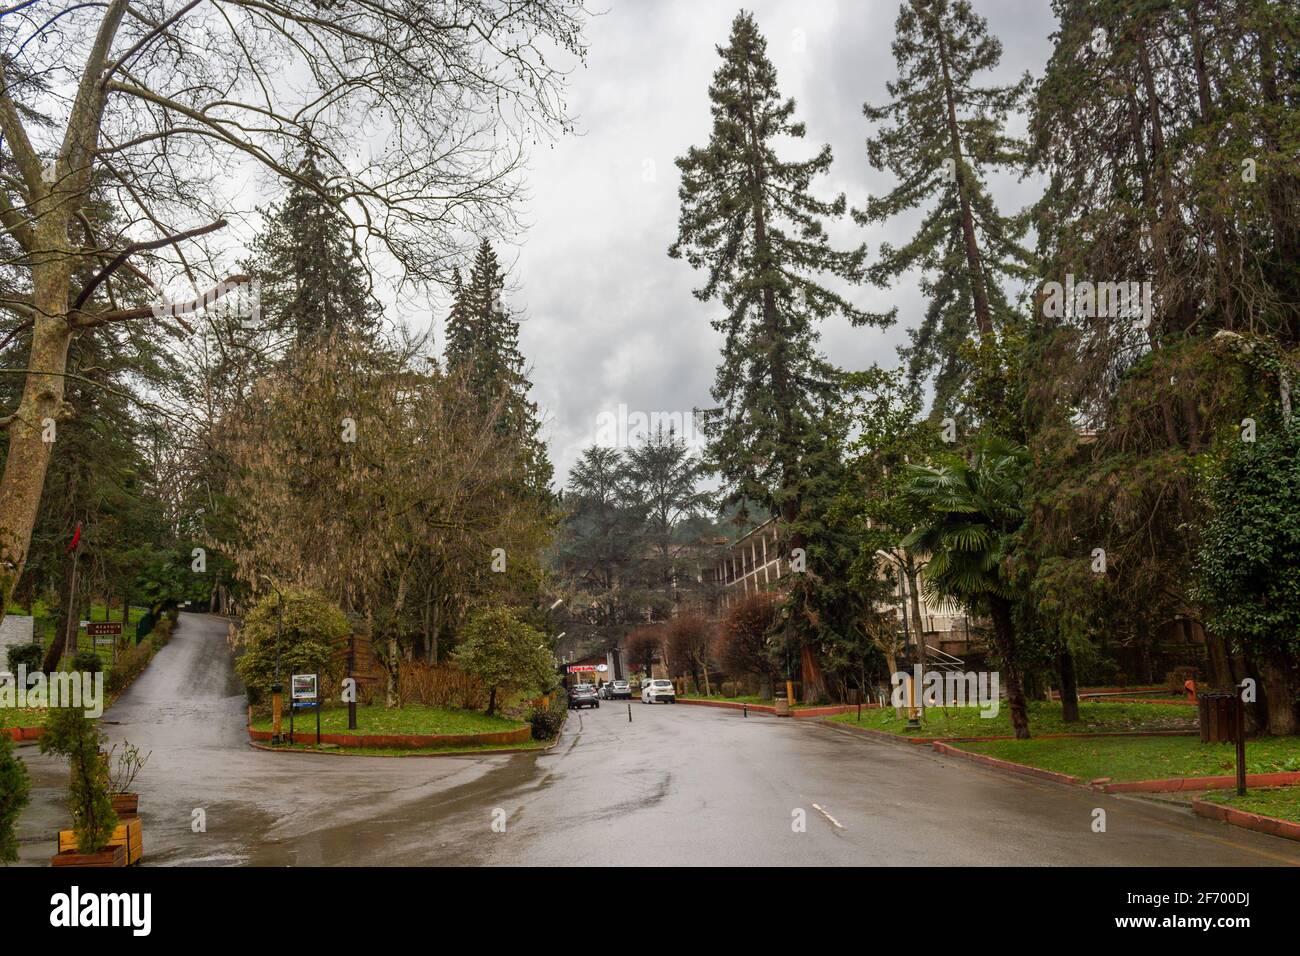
[57,816,143,865]
[111,792,139,815]
[51,843,127,867]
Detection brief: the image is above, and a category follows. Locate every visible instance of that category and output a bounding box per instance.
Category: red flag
[66,522,81,553]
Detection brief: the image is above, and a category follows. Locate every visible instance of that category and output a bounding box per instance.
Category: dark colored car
[568,683,600,710]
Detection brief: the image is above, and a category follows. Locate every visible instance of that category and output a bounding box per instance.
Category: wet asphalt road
[13,613,1300,866]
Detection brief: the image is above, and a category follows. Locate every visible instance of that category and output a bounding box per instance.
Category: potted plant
[40,706,125,866]
[107,742,149,816]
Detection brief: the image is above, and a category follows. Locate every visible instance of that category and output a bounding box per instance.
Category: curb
[1100,697,1197,706]
[929,742,1300,796]
[2,725,43,742]
[1102,771,1300,794]
[247,722,531,749]
[930,741,1085,787]
[1192,796,1300,842]
[247,734,561,758]
[816,718,1196,746]
[676,698,865,718]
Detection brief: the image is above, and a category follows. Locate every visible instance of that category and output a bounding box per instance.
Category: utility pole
[347,633,358,730]
[62,522,84,665]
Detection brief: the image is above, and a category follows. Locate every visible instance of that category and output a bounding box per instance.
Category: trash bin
[1198,692,1238,743]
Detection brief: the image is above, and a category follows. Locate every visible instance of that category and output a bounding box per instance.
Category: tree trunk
[1202,622,1234,692]
[1258,648,1297,737]
[904,557,927,668]
[988,596,1029,739]
[487,685,497,717]
[1057,647,1079,723]
[886,648,903,718]
[933,20,992,338]
[385,634,399,708]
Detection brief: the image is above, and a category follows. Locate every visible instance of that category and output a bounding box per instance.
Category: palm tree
[902,437,1031,738]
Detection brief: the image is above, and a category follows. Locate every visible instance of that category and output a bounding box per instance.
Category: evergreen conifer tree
[857,0,1035,417]
[670,10,873,540]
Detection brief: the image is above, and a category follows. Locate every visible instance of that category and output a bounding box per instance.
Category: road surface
[14,613,1300,866]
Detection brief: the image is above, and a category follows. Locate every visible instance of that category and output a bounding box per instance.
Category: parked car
[568,683,600,710]
[606,679,632,700]
[641,678,676,704]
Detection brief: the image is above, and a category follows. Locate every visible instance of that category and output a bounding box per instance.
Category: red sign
[87,622,122,637]
[566,665,597,673]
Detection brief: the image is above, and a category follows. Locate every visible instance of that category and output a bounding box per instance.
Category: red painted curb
[2,725,44,742]
[678,698,874,718]
[818,720,1195,745]
[1101,697,1197,706]
[1077,685,1167,696]
[921,729,1196,743]
[930,742,1085,787]
[248,736,558,758]
[677,698,775,714]
[794,704,863,719]
[818,721,936,744]
[1104,771,1300,793]
[247,723,531,749]
[1193,797,1300,842]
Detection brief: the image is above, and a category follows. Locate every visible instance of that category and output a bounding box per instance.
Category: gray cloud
[483,0,1058,484]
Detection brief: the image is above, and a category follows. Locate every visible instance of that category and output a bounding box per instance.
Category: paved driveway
[14,613,1300,866]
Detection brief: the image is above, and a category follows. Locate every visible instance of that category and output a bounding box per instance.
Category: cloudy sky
[441,0,1059,484]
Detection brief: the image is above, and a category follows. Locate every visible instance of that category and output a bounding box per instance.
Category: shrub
[6,642,43,678]
[234,589,348,700]
[39,707,117,854]
[151,615,175,647]
[398,662,488,710]
[105,639,155,696]
[71,650,102,674]
[452,606,555,716]
[715,591,779,681]
[107,741,150,794]
[527,705,565,740]
[0,733,30,864]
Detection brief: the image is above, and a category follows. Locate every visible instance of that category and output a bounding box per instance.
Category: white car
[641,678,676,704]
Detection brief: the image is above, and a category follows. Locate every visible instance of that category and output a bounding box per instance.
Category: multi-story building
[705,517,985,663]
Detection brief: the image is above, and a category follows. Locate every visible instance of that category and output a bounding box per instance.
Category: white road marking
[812,803,845,829]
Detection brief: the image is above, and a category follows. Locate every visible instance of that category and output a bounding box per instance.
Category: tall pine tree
[670,10,872,539]
[671,10,874,700]
[857,0,1035,418]
[247,147,382,351]
[443,239,553,497]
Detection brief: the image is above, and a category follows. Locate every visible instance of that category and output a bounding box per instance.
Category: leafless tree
[0,0,588,606]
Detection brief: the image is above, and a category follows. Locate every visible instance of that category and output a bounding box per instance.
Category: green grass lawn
[827,699,1197,738]
[957,735,1300,782]
[10,602,150,676]
[1201,787,1300,823]
[249,702,526,736]
[0,707,46,729]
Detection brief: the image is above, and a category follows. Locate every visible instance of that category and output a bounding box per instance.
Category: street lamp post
[260,576,285,745]
[877,549,922,728]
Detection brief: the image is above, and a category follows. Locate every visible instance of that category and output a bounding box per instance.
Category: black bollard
[743,703,748,718]
[627,703,632,722]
